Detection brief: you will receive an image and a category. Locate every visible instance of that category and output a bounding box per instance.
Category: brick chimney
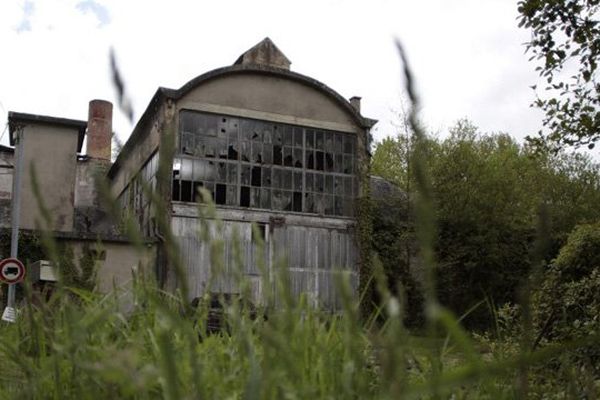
[86,99,112,161]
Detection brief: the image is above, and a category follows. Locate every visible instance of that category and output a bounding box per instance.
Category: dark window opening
[325,153,334,171]
[273,145,282,165]
[172,177,180,201]
[181,180,192,202]
[293,192,302,212]
[307,152,314,169]
[251,167,261,187]
[215,184,227,205]
[228,145,238,160]
[316,151,324,171]
[240,186,250,207]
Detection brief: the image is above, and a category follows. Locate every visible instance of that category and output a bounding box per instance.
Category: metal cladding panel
[172,215,357,309]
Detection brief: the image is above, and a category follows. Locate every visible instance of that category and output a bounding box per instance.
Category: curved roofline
[108,65,377,180]
[159,64,376,129]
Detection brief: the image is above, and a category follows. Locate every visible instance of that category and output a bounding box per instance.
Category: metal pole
[3,127,23,323]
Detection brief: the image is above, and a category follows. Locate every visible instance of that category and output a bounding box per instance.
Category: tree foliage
[371,119,600,328]
[518,0,600,150]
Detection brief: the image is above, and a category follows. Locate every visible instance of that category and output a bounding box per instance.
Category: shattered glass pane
[316,131,324,150]
[283,125,293,146]
[294,127,303,147]
[251,188,261,208]
[334,196,343,216]
[335,154,343,173]
[293,148,303,168]
[272,190,284,210]
[316,151,324,171]
[263,145,273,164]
[272,168,282,188]
[324,132,334,152]
[334,176,343,195]
[293,172,302,191]
[241,165,251,185]
[343,155,353,174]
[181,132,194,155]
[241,119,253,141]
[251,166,261,187]
[217,139,228,159]
[282,191,292,211]
[315,174,324,193]
[241,141,250,162]
[293,191,302,212]
[344,135,355,154]
[228,142,239,160]
[306,129,315,149]
[227,163,238,184]
[324,195,334,215]
[205,114,218,137]
[261,188,271,209]
[217,162,227,182]
[282,170,292,190]
[227,185,238,206]
[305,173,313,192]
[273,145,282,165]
[325,153,334,172]
[263,125,272,143]
[240,186,250,207]
[335,133,343,153]
[273,125,282,145]
[262,167,272,187]
[306,151,314,170]
[284,147,293,167]
[304,193,315,213]
[252,142,263,164]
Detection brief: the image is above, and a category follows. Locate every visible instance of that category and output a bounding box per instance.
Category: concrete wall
[67,239,156,308]
[16,124,78,232]
[178,72,359,134]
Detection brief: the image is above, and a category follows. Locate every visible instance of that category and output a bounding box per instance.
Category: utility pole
[2,126,23,323]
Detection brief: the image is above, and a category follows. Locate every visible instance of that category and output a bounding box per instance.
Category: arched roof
[159,64,376,129]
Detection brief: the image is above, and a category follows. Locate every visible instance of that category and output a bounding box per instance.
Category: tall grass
[0,43,598,399]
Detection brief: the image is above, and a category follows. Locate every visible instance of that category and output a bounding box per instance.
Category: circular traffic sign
[0,258,26,284]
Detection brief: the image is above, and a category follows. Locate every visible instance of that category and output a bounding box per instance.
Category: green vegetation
[518,0,600,150]
[372,118,600,329]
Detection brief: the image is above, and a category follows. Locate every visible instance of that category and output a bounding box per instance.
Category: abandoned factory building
[0,38,378,308]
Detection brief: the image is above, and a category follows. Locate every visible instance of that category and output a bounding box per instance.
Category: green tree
[371,118,600,328]
[518,0,600,150]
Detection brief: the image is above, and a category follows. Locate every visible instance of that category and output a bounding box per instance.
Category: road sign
[0,258,26,284]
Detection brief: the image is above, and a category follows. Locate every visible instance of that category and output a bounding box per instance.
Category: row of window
[175,111,359,217]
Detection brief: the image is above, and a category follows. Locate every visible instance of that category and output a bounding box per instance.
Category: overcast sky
[1,0,548,150]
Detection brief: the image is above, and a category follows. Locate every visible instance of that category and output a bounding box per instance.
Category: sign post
[3,126,24,323]
[1,258,26,323]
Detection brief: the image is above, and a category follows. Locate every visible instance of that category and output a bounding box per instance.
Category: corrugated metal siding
[172,215,357,309]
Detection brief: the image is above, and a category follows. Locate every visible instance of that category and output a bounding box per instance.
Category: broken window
[176,110,358,216]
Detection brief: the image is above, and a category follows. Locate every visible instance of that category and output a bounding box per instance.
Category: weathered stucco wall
[66,239,156,308]
[177,72,359,134]
[16,124,78,232]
